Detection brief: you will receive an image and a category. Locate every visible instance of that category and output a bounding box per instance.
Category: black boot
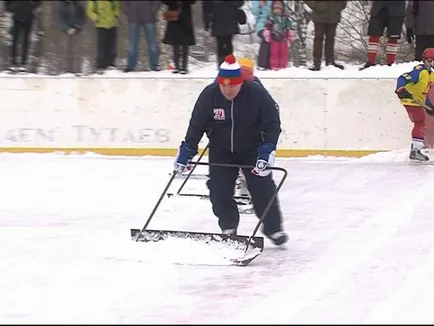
[309,63,321,71]
[180,45,189,74]
[359,61,376,71]
[267,231,289,246]
[172,45,181,74]
[327,61,344,70]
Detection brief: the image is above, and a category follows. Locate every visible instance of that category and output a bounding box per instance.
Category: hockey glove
[252,143,276,177]
[395,86,413,100]
[174,141,196,174]
[425,96,434,116]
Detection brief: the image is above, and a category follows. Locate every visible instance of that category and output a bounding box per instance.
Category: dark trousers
[62,34,82,74]
[415,35,434,61]
[216,35,233,67]
[207,147,283,236]
[173,45,189,71]
[96,27,117,69]
[257,30,271,69]
[313,22,337,66]
[10,19,33,66]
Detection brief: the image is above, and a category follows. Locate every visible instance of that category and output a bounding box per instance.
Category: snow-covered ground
[2,151,434,323]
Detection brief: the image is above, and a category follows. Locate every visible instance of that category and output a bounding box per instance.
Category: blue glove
[174,141,196,173]
[252,143,276,177]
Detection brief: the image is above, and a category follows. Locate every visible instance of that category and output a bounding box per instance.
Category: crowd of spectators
[1,0,433,74]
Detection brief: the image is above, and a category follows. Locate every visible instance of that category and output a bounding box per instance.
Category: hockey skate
[235,172,250,198]
[234,171,254,214]
[409,145,429,161]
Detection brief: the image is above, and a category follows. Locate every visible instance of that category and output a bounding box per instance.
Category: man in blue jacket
[174,54,288,246]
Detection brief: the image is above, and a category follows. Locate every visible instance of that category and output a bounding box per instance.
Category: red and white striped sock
[367,36,380,64]
[387,37,399,65]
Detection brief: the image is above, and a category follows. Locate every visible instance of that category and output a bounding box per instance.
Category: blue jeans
[127,22,160,70]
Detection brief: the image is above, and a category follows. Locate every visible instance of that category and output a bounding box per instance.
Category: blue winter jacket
[58,0,85,32]
[252,0,272,33]
[184,80,281,154]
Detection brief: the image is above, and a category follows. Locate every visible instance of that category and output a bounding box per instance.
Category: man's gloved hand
[252,143,276,177]
[174,141,196,174]
[395,86,413,100]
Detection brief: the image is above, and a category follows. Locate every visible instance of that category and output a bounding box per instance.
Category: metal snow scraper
[166,143,253,209]
[130,162,288,266]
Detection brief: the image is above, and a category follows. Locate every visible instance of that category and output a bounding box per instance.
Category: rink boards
[0,75,427,157]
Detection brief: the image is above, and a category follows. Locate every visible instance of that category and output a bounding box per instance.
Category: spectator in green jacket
[86,0,120,73]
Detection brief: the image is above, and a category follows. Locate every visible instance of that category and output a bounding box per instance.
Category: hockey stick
[134,171,178,242]
[190,162,288,253]
[412,98,433,112]
[175,142,209,195]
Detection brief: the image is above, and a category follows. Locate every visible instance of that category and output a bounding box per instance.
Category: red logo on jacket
[213,108,225,120]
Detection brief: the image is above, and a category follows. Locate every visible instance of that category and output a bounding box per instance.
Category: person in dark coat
[162,1,196,74]
[360,0,406,70]
[173,54,288,247]
[202,1,246,67]
[58,0,86,74]
[7,0,41,71]
[305,1,347,71]
[405,0,434,61]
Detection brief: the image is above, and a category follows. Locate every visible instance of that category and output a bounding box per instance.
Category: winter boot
[222,228,237,235]
[326,61,344,70]
[267,231,289,246]
[359,61,376,71]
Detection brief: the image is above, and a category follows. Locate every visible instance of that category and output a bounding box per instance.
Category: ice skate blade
[409,159,432,165]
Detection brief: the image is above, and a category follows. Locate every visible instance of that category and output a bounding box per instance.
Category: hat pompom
[225,54,236,65]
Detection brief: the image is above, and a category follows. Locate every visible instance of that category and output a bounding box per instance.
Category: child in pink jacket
[263,0,295,70]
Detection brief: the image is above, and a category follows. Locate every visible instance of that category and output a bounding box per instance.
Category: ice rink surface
[2,151,434,324]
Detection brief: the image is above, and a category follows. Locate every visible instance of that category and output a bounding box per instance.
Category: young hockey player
[395,47,434,161]
[174,54,288,246]
[235,57,274,198]
[238,56,264,86]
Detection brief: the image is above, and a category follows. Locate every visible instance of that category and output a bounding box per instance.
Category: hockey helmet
[422,48,434,71]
